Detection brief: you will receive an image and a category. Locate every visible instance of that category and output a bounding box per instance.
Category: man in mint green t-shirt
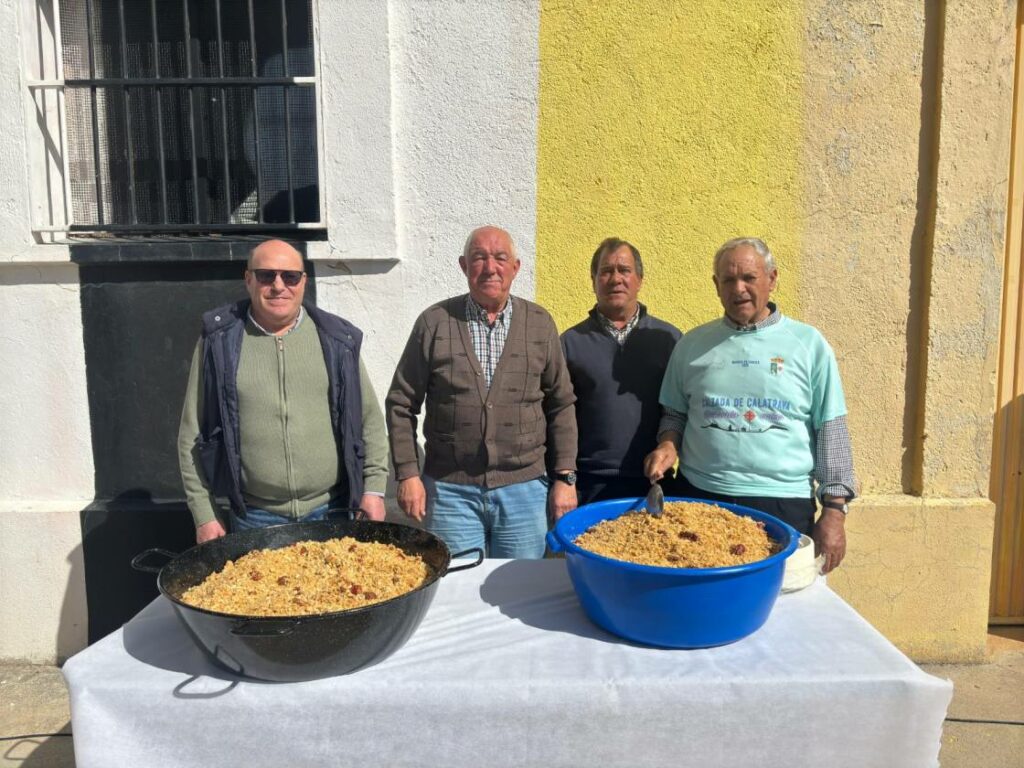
[644,237,856,573]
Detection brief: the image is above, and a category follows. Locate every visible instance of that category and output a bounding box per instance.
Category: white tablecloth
[63,559,951,768]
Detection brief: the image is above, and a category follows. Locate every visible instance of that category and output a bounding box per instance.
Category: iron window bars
[39,0,321,234]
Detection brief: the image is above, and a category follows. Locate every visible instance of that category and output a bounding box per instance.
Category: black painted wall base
[74,243,315,641]
[81,498,196,643]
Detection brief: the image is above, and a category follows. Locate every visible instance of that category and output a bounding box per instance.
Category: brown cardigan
[386,295,577,488]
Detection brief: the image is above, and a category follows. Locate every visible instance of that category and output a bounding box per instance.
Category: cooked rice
[180,537,434,616]
[574,501,775,568]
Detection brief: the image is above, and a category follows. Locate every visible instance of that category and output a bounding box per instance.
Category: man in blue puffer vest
[177,240,389,543]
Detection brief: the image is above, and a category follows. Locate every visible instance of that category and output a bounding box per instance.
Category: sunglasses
[250,269,305,287]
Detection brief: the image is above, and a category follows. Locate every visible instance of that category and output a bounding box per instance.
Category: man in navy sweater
[561,238,682,505]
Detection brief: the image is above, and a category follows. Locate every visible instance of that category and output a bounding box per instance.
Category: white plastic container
[782,534,822,592]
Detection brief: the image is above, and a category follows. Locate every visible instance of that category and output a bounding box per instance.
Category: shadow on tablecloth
[121,601,257,693]
[477,560,642,646]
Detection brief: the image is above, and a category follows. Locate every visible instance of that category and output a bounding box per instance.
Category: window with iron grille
[56,0,321,233]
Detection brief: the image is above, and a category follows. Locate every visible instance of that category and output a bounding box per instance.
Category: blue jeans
[425,476,549,559]
[229,501,344,531]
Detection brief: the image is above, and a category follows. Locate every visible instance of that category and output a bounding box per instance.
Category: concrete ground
[0,664,72,768]
[919,627,1024,768]
[2,629,1022,767]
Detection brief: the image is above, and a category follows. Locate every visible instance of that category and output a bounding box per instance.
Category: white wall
[0,266,94,500]
[0,1,93,662]
[0,0,543,661]
[315,0,541,393]
[0,507,88,663]
[1,0,32,249]
[0,265,92,662]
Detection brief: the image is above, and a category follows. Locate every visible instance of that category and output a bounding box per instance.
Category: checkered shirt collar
[466,294,513,327]
[723,302,781,332]
[596,304,641,345]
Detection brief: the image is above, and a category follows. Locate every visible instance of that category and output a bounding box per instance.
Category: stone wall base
[829,495,996,663]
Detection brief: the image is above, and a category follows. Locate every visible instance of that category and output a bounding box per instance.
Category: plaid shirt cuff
[815,415,857,501]
[657,407,688,446]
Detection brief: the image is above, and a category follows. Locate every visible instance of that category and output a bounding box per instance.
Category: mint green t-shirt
[659,316,847,497]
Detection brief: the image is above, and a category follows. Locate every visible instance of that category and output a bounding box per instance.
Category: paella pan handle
[230,619,300,637]
[130,548,179,574]
[446,548,485,573]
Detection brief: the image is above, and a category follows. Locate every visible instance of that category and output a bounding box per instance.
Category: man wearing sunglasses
[386,226,578,559]
[177,239,389,543]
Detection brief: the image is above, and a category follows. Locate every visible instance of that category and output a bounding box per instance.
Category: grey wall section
[75,246,315,640]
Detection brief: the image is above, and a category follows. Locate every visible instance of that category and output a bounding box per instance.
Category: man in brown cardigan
[386,226,578,558]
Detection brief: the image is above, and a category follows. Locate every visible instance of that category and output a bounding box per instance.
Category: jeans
[425,476,549,559]
[229,500,351,531]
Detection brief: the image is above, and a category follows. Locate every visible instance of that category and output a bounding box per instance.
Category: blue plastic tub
[546,497,799,648]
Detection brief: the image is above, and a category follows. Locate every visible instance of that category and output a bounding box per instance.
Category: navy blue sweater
[561,305,681,478]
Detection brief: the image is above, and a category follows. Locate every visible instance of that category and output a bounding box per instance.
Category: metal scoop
[645,481,664,517]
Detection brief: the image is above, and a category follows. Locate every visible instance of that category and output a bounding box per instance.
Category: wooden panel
[990,2,1024,623]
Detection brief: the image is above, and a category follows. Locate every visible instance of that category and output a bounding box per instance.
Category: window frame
[25,0,328,239]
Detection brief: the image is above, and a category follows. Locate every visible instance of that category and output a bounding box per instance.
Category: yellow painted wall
[536,0,1018,662]
[536,0,802,332]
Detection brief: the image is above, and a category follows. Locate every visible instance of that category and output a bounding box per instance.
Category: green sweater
[178,316,388,526]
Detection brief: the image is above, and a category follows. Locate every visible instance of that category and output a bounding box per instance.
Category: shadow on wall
[57,541,87,663]
[902,0,943,494]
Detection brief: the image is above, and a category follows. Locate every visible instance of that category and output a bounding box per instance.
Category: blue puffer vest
[196,300,365,516]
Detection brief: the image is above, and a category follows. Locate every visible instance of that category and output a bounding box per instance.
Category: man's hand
[398,476,427,521]
[196,520,227,544]
[548,479,578,522]
[644,439,679,483]
[813,508,847,574]
[358,494,386,521]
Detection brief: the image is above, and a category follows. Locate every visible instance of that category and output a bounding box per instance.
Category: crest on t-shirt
[770,356,785,375]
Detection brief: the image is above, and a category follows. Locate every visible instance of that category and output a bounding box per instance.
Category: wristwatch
[551,470,577,486]
[822,499,849,515]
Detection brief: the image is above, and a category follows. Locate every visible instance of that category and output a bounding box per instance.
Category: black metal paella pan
[132,517,483,682]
